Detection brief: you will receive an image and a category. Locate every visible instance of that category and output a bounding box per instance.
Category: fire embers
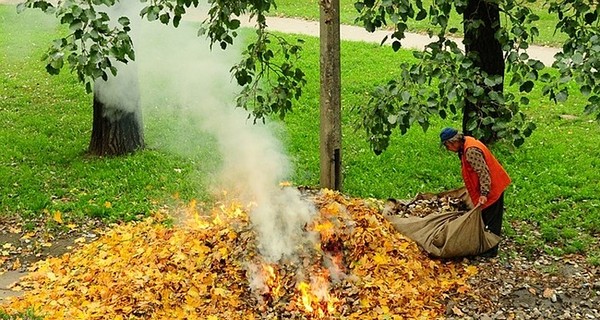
[383,194,468,217]
[248,203,351,319]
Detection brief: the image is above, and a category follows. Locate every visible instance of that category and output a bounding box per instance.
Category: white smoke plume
[93,2,142,123]
[93,61,141,121]
[99,2,317,262]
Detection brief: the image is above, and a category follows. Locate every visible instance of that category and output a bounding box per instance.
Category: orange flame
[312,219,335,241]
[295,269,339,318]
[263,264,283,299]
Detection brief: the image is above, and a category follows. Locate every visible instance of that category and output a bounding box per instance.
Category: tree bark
[319,0,342,190]
[88,93,144,156]
[462,0,504,143]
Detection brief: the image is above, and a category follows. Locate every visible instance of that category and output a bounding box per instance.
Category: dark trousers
[481,192,504,256]
[482,192,504,236]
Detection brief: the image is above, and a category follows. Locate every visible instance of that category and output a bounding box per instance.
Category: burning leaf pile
[1,189,477,319]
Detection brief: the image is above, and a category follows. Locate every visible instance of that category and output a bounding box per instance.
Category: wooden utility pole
[319,0,342,190]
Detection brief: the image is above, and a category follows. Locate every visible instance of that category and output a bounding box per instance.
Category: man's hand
[478,195,488,206]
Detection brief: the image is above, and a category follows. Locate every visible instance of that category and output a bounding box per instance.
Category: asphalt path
[246,16,559,66]
[0,0,559,65]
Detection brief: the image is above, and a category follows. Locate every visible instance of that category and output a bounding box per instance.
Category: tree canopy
[18,0,600,155]
[353,0,600,153]
[19,0,306,123]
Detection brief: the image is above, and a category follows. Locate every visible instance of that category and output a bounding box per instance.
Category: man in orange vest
[440,127,511,257]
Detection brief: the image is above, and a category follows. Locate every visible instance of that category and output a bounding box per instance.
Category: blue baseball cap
[440,127,458,143]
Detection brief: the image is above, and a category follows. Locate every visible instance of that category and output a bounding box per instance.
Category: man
[440,127,511,257]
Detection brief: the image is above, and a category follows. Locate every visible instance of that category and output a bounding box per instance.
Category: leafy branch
[352,0,544,154]
[20,0,307,122]
[19,0,134,93]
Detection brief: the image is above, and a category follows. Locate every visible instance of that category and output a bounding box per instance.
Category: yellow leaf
[464,265,478,276]
[279,181,292,187]
[456,285,470,294]
[543,288,554,298]
[219,247,228,258]
[53,211,63,224]
[373,252,388,265]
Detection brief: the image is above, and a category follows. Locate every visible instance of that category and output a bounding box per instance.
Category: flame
[263,264,283,299]
[295,269,339,318]
[312,219,335,241]
[250,262,285,304]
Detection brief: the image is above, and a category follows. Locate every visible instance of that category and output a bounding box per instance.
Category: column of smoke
[100,2,317,262]
[93,3,142,126]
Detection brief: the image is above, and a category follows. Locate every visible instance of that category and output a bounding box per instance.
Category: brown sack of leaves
[1,189,476,319]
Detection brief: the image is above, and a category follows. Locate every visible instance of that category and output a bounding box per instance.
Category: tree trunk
[88,93,144,156]
[319,0,342,190]
[462,0,504,143]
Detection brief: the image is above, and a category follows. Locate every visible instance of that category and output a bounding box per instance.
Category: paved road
[250,16,559,66]
[1,1,559,65]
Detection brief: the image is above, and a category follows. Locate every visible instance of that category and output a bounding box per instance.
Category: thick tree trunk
[88,94,144,156]
[88,61,144,156]
[462,0,504,143]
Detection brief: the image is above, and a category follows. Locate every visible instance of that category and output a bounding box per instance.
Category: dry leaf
[452,306,464,316]
[52,211,63,224]
[543,288,554,298]
[528,287,537,295]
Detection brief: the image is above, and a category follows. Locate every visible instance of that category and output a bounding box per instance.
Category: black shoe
[480,246,498,258]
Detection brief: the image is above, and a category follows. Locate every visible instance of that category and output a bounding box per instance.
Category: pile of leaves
[1,189,477,319]
[383,194,468,218]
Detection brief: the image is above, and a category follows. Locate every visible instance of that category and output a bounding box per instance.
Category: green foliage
[19,0,134,93]
[543,0,600,122]
[146,0,307,122]
[232,33,306,121]
[352,0,547,152]
[271,0,567,46]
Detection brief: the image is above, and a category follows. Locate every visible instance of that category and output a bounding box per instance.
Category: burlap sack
[385,187,500,258]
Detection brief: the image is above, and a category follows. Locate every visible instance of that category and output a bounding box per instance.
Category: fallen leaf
[543,288,554,298]
[52,211,63,224]
[528,287,537,295]
[452,306,464,316]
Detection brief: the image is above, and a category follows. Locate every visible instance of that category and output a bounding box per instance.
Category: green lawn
[1,4,598,263]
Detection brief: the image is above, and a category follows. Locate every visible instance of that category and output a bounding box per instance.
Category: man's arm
[465,147,491,204]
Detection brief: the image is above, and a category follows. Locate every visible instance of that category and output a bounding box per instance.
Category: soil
[0,215,103,273]
[445,231,600,319]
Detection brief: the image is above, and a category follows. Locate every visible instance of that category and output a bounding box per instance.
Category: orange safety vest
[461,136,511,209]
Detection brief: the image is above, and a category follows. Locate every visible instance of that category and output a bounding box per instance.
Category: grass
[1,4,599,265]
[0,308,43,320]
[0,6,214,223]
[269,0,568,46]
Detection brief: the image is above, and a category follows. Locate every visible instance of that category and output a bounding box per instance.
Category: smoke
[90,2,143,124]
[93,61,141,122]
[97,2,316,262]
